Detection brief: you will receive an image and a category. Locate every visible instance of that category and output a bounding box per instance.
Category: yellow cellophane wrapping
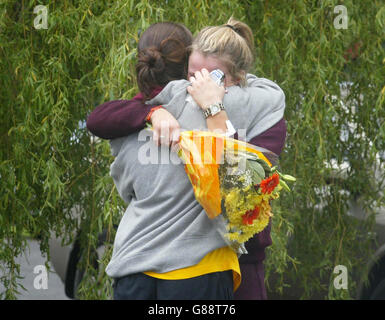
[178,131,272,220]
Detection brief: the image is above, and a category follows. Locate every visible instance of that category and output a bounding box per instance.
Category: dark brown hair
[136,22,193,100]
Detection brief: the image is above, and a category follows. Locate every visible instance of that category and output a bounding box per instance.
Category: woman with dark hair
[87,20,286,300]
[135,22,192,101]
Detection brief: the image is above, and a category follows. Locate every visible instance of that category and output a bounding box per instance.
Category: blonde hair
[191,17,255,86]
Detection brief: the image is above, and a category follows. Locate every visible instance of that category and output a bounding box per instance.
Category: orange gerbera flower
[260,173,279,194]
[242,206,260,225]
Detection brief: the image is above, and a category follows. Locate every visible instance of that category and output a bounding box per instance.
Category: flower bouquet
[177,130,295,255]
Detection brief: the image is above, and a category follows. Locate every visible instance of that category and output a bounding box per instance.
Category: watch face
[211,105,220,113]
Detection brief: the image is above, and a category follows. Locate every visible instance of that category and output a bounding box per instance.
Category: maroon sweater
[86,91,287,264]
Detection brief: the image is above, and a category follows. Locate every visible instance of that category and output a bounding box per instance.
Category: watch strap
[204,102,225,118]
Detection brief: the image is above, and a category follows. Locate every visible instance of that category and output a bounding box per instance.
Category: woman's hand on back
[150,108,180,148]
[187,68,225,110]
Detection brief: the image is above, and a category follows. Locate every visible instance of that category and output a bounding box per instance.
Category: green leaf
[247,159,266,184]
[279,180,291,192]
[281,174,296,182]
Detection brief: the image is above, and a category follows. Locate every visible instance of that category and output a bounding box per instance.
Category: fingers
[186,68,226,110]
[189,68,211,87]
[194,70,204,81]
[153,121,169,147]
[151,108,181,147]
[152,120,180,147]
[190,69,206,84]
[152,129,160,146]
[188,69,207,92]
[170,142,181,154]
[170,127,180,149]
[200,68,210,78]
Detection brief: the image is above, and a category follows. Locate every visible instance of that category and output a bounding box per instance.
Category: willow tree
[0,0,384,300]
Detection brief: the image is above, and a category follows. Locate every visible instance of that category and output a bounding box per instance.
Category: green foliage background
[1,0,384,299]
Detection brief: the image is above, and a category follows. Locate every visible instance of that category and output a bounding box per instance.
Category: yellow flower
[221,186,273,244]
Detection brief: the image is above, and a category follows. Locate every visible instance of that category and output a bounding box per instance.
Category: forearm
[206,111,229,133]
[86,99,154,139]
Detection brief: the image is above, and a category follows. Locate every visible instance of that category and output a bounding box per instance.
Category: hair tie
[225,24,237,32]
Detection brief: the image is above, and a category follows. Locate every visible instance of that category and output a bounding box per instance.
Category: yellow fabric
[143,246,241,292]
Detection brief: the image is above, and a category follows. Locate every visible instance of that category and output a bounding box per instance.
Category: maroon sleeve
[238,118,287,264]
[249,118,287,156]
[86,99,156,139]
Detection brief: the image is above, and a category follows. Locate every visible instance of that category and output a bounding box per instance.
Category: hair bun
[138,47,165,71]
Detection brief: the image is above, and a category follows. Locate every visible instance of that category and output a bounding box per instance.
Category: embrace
[87,17,286,300]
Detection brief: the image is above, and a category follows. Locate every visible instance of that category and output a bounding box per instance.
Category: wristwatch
[203,102,225,118]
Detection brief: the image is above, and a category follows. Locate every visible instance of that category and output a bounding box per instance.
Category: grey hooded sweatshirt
[105,75,285,278]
